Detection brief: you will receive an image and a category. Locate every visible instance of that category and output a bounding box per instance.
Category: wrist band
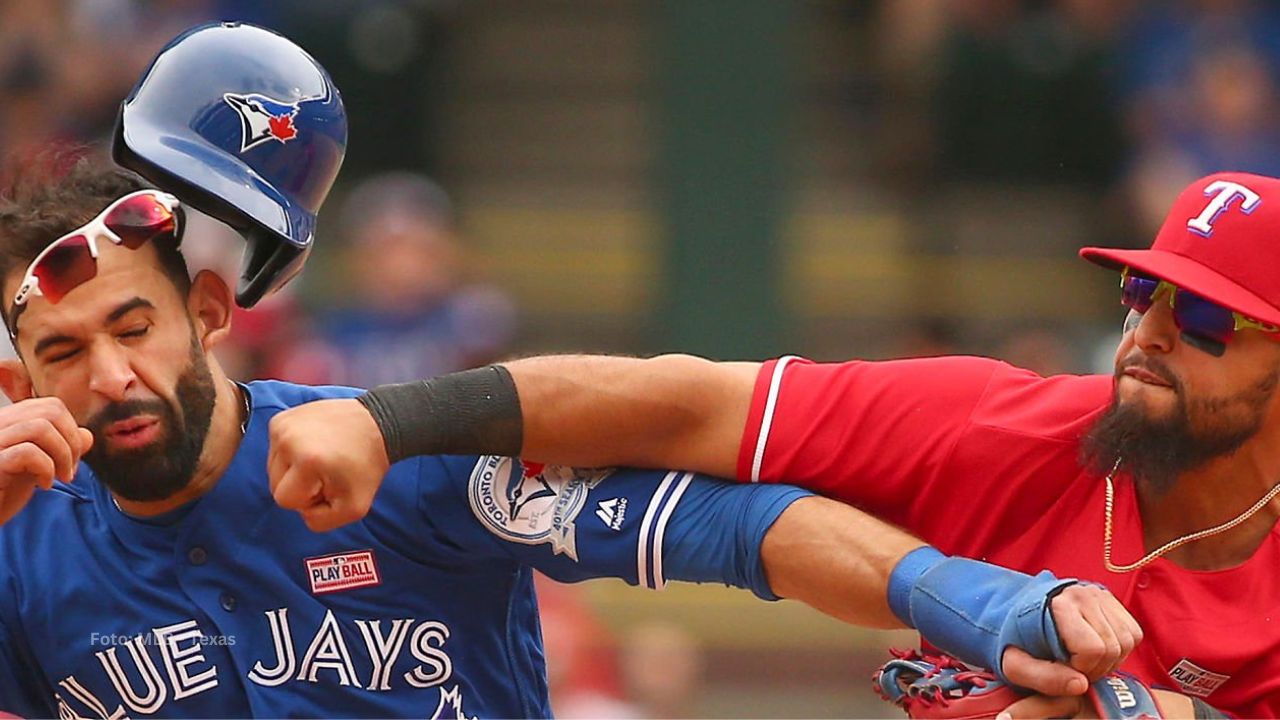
[356,365,523,463]
[887,546,945,627]
[900,555,1074,686]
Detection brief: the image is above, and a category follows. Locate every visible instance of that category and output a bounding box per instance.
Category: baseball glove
[873,649,1019,719]
[872,649,1165,719]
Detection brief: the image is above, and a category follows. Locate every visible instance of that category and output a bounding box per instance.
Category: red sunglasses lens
[32,235,96,303]
[103,194,176,249]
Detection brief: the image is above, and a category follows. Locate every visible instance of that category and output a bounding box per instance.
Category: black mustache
[1117,356,1179,388]
[86,399,170,431]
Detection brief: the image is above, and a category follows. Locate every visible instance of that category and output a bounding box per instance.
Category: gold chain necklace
[1103,457,1280,573]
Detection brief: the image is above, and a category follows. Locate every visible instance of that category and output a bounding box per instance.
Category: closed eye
[119,326,149,340]
[46,347,81,364]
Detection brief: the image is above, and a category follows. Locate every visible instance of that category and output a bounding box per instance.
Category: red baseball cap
[1081,172,1280,326]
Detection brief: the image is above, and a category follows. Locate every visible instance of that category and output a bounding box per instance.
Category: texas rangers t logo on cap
[1187,180,1262,237]
[223,91,322,152]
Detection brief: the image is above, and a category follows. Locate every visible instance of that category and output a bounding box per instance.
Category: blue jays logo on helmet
[223,91,325,152]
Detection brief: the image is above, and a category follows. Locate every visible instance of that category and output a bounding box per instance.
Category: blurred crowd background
[3,0,1276,715]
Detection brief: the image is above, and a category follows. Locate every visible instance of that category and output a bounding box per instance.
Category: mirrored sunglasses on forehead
[12,190,183,307]
[1119,266,1280,356]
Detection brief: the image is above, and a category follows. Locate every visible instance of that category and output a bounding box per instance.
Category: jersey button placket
[188,546,208,565]
[1135,570,1151,589]
[219,592,237,612]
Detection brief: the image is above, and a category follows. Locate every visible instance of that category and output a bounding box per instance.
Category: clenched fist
[1000,583,1144,697]
[0,397,94,526]
[267,398,390,532]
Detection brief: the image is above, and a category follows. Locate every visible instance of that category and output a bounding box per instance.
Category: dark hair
[0,148,191,331]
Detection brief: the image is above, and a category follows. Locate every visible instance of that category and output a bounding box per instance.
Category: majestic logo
[304,550,382,595]
[223,92,323,152]
[468,456,612,560]
[595,497,627,531]
[1168,658,1230,698]
[1187,180,1262,237]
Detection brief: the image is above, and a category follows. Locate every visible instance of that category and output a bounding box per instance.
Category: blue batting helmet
[113,22,347,307]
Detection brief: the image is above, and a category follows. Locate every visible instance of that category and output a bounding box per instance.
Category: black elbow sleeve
[356,365,523,463]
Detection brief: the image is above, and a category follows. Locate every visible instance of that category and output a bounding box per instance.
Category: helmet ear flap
[236,226,310,308]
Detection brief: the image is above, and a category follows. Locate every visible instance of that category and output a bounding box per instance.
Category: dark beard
[1082,360,1278,495]
[82,336,217,502]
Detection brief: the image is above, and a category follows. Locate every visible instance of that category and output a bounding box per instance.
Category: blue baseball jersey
[0,381,809,718]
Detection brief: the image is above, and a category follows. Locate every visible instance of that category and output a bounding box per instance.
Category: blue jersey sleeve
[417,456,811,599]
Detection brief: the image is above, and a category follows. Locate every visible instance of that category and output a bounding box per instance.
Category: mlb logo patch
[1168,658,1230,698]
[305,550,382,595]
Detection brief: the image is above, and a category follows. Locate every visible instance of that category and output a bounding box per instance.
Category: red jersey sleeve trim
[737,355,804,482]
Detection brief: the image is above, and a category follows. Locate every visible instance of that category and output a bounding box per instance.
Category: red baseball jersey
[737,355,1280,717]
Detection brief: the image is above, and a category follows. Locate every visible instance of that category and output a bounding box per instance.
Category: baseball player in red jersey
[264,172,1280,717]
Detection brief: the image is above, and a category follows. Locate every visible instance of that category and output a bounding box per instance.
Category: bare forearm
[761,495,926,628]
[1152,691,1196,718]
[354,354,755,475]
[505,354,757,476]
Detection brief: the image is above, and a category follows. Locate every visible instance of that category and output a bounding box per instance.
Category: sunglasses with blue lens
[1119,267,1280,356]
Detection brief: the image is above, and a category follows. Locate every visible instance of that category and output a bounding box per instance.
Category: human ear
[187,270,234,350]
[0,359,33,403]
